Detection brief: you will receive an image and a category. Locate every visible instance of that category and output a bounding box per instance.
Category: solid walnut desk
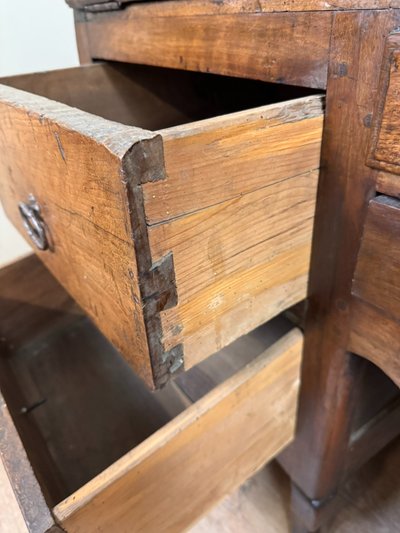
[0,1,400,532]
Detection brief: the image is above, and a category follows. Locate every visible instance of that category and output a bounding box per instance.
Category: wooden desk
[1,1,400,531]
[66,2,400,530]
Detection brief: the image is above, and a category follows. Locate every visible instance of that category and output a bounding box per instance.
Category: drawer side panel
[0,86,154,385]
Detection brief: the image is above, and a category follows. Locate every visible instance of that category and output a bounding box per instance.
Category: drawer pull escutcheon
[18,195,49,251]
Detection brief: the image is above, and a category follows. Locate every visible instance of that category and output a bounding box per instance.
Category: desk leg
[279,9,400,532]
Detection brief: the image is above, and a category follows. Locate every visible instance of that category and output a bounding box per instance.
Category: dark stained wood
[352,196,400,321]
[0,255,80,353]
[349,298,400,386]
[8,318,178,500]
[0,62,239,130]
[67,0,400,13]
[347,395,400,472]
[367,33,400,175]
[82,7,332,89]
[279,9,400,526]
[350,196,400,385]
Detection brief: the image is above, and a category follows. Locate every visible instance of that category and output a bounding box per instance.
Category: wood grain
[350,298,400,387]
[0,62,206,131]
[0,255,80,352]
[0,394,54,532]
[352,196,400,325]
[54,329,302,533]
[67,0,400,13]
[376,170,400,197]
[279,10,400,526]
[0,67,321,387]
[149,169,318,368]
[0,83,159,386]
[368,33,400,175]
[144,96,323,223]
[83,9,332,89]
[350,195,400,385]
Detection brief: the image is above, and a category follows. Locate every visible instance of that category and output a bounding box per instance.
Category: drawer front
[0,82,156,386]
[350,195,400,386]
[54,329,302,533]
[0,63,322,388]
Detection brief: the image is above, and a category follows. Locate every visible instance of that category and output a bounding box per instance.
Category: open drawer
[0,62,322,388]
[0,255,302,532]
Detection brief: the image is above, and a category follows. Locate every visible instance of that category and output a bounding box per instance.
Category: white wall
[0,0,79,267]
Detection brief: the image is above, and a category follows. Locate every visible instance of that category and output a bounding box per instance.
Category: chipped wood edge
[122,138,184,387]
[0,83,155,158]
[0,395,56,532]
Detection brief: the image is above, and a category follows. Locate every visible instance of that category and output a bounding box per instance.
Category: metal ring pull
[18,195,49,251]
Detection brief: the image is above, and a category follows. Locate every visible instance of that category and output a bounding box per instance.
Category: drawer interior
[0,62,320,389]
[0,256,301,531]
[0,61,319,130]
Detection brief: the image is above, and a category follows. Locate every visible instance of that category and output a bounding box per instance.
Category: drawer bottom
[0,256,302,532]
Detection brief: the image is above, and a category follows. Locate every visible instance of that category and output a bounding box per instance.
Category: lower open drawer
[0,256,302,533]
[0,61,321,388]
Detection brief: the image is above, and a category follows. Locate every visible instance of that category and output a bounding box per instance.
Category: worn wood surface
[144,96,323,223]
[0,255,80,352]
[279,10,400,531]
[150,168,318,368]
[0,66,321,387]
[350,298,400,387]
[0,394,54,533]
[376,170,400,196]
[143,96,322,368]
[0,62,208,131]
[350,196,400,386]
[368,33,400,175]
[191,434,400,533]
[83,8,332,89]
[67,0,400,13]
[347,396,400,472]
[0,257,293,531]
[54,329,302,533]
[0,82,160,386]
[352,196,400,323]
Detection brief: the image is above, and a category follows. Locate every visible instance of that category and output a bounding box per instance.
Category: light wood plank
[144,96,323,222]
[149,170,317,368]
[54,329,302,533]
[0,83,155,386]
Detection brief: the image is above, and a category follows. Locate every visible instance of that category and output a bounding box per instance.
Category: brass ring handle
[18,195,49,251]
